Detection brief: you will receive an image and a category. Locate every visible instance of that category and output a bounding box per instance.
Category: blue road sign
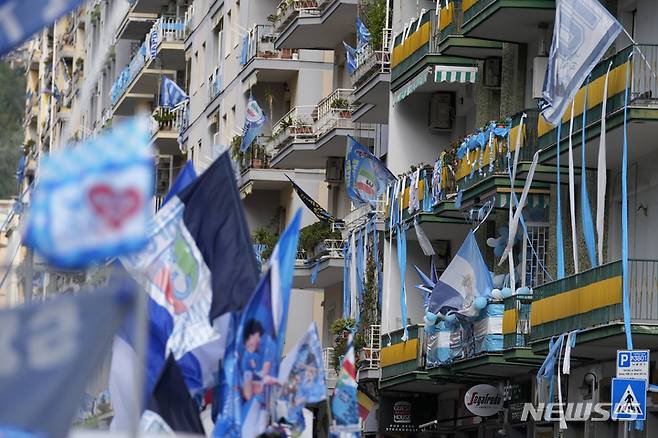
[611,378,646,421]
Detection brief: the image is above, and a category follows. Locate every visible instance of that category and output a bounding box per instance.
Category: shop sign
[464,384,503,417]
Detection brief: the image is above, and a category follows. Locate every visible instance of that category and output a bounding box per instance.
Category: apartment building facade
[19,0,658,436]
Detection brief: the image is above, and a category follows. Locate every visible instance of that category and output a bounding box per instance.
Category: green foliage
[252,227,278,261]
[298,221,341,256]
[330,98,349,109]
[359,0,388,51]
[0,61,25,198]
[330,318,365,373]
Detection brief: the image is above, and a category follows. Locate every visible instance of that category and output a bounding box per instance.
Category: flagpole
[130,280,149,437]
[621,28,657,79]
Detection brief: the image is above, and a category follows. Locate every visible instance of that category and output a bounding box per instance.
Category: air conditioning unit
[532,56,548,99]
[326,157,344,183]
[429,92,454,131]
[484,57,502,88]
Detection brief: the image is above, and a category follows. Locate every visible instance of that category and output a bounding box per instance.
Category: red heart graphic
[88,184,143,229]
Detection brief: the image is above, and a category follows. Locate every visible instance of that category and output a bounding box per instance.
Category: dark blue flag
[110,152,260,429]
[144,354,205,434]
[0,0,85,56]
[0,279,134,438]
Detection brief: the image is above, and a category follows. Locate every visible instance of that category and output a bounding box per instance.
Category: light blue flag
[345,135,396,207]
[0,0,84,56]
[0,278,134,438]
[428,231,493,317]
[24,118,154,268]
[240,35,249,65]
[214,210,302,438]
[240,98,267,153]
[356,17,371,50]
[160,76,189,109]
[343,42,358,75]
[541,0,622,125]
[275,322,327,431]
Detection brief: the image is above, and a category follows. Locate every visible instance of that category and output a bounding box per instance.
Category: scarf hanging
[396,224,409,341]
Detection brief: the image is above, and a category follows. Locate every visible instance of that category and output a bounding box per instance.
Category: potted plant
[330,318,365,373]
[252,227,278,261]
[299,221,341,259]
[331,97,350,118]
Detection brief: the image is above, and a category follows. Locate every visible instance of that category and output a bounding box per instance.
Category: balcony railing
[360,324,381,371]
[270,105,317,151]
[110,16,186,106]
[380,324,426,380]
[322,347,338,388]
[351,44,391,89]
[530,259,658,342]
[149,106,185,137]
[344,200,386,231]
[245,24,298,64]
[502,294,532,349]
[275,0,322,32]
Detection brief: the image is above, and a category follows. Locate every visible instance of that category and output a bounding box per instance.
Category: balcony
[149,106,185,155]
[293,238,345,289]
[116,0,171,40]
[111,16,186,115]
[390,10,479,106]
[460,0,555,44]
[432,2,504,59]
[269,88,375,169]
[530,260,658,359]
[350,41,391,124]
[536,45,658,169]
[379,325,431,391]
[274,0,358,50]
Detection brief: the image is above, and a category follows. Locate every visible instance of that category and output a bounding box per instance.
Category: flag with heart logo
[24,117,154,268]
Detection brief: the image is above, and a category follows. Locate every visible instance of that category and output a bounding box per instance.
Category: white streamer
[597,63,612,264]
[568,101,579,273]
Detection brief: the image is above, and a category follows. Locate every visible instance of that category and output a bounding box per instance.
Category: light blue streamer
[396,225,409,340]
[581,77,598,268]
[343,241,350,318]
[622,55,634,350]
[556,123,566,279]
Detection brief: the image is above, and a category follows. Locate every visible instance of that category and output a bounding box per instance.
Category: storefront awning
[392,67,431,106]
[434,65,478,83]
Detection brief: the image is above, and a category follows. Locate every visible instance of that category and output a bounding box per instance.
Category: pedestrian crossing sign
[611,378,646,421]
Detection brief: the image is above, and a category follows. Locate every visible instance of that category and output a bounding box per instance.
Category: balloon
[425,311,438,324]
[444,312,457,323]
[516,286,530,295]
[501,287,513,298]
[474,296,488,310]
[491,288,503,300]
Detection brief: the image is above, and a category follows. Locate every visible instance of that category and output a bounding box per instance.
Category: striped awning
[392,68,431,105]
[434,65,478,83]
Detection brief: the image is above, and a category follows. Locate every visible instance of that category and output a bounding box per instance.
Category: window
[225,11,232,58]
[216,17,224,65]
[524,224,548,288]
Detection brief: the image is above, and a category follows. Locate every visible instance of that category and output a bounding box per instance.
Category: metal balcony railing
[351,44,391,89]
[343,200,386,231]
[269,105,317,151]
[361,324,381,370]
[322,347,338,388]
[111,16,186,105]
[630,44,658,105]
[245,24,298,63]
[275,0,321,32]
[503,294,532,350]
[149,105,186,137]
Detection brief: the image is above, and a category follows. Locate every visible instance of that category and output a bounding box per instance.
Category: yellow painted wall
[391,22,431,68]
[530,276,622,326]
[380,338,419,368]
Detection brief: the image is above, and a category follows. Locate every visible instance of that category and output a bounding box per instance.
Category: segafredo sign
[464,384,503,417]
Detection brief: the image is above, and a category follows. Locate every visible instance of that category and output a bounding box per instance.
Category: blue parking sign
[611,378,646,421]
